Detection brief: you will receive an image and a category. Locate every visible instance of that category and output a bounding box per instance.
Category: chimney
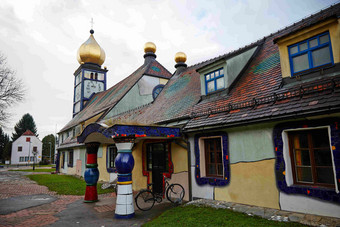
[174,52,187,77]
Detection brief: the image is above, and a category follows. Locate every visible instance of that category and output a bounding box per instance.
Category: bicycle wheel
[166,183,185,204]
[135,190,155,211]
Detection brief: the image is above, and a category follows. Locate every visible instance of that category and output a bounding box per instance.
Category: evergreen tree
[42,134,55,164]
[12,113,38,141]
[0,127,10,162]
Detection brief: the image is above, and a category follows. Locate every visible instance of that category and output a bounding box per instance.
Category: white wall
[11,135,42,165]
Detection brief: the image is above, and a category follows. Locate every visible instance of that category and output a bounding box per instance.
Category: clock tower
[73,29,108,117]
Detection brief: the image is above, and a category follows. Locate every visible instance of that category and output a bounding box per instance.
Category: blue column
[114,142,135,219]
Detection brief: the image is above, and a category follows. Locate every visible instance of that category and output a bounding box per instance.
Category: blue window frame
[205,68,224,94]
[288,32,334,76]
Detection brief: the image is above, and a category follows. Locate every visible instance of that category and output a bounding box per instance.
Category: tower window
[95,73,98,80]
[90,72,94,79]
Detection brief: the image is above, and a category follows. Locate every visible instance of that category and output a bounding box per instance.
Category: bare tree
[0,52,25,127]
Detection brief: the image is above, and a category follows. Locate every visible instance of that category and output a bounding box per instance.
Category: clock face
[84,80,104,98]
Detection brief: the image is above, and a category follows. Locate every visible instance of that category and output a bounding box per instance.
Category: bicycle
[135,176,185,211]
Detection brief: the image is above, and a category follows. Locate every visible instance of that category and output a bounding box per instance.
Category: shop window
[205,68,224,94]
[68,151,73,167]
[18,146,22,152]
[194,132,230,186]
[287,128,335,188]
[289,32,333,76]
[107,145,117,172]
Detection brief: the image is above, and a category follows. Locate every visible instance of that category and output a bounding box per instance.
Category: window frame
[204,68,225,94]
[107,145,118,172]
[146,142,169,172]
[18,146,22,152]
[287,128,335,188]
[288,32,334,76]
[204,138,223,178]
[68,150,73,167]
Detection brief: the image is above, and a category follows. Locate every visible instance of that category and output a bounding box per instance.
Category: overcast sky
[0,0,338,140]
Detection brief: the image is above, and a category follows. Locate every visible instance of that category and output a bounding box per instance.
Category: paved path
[0,170,172,227]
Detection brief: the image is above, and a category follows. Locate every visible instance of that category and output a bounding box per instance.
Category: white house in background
[11,130,42,165]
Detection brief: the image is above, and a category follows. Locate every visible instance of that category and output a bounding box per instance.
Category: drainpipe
[183,134,192,201]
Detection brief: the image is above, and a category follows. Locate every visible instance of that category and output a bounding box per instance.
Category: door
[147,143,167,194]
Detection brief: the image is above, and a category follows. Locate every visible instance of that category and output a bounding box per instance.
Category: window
[19,157,24,162]
[205,68,224,93]
[33,147,37,152]
[204,138,223,177]
[61,152,65,169]
[289,32,333,75]
[18,146,22,152]
[107,145,117,170]
[68,151,73,167]
[288,128,335,188]
[25,156,29,162]
[146,142,169,172]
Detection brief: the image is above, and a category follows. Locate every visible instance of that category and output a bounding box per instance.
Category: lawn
[144,205,306,227]
[9,168,55,172]
[27,174,114,195]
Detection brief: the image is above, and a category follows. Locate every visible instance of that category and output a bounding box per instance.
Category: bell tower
[73,29,108,117]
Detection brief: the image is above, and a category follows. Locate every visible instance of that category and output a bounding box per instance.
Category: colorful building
[57,3,340,219]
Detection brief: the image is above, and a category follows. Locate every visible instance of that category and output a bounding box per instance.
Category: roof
[22,130,35,136]
[60,59,172,132]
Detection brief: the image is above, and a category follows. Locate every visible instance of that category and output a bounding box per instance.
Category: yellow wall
[84,113,103,128]
[171,142,188,173]
[68,166,76,175]
[277,18,340,78]
[215,159,280,209]
[98,144,110,182]
[132,141,147,191]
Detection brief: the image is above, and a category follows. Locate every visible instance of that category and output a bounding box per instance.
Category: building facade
[58,3,340,219]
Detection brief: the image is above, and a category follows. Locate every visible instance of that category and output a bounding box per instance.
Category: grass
[144,205,306,227]
[27,174,114,195]
[9,168,56,172]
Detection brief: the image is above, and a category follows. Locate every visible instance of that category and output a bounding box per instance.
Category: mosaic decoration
[194,132,230,186]
[273,119,340,204]
[151,66,161,72]
[78,123,181,143]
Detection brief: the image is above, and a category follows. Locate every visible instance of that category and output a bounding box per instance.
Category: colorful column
[84,142,100,203]
[114,142,135,219]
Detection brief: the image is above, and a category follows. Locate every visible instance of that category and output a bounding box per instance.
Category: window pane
[299,42,307,51]
[207,81,215,92]
[296,167,313,182]
[292,133,308,148]
[215,71,219,77]
[309,38,318,48]
[219,69,224,75]
[314,149,332,166]
[217,152,222,163]
[312,129,330,148]
[216,77,224,90]
[292,54,309,73]
[208,164,216,175]
[217,164,223,176]
[210,151,215,163]
[316,167,334,184]
[312,46,331,67]
[211,73,215,79]
[319,34,329,44]
[290,46,298,55]
[294,149,311,166]
[205,74,210,80]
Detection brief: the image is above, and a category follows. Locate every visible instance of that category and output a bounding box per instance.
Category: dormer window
[288,32,333,76]
[205,68,224,93]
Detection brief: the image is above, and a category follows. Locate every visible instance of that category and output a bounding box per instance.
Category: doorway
[146,142,168,194]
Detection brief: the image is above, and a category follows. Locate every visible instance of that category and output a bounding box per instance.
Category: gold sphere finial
[175,52,187,63]
[144,42,156,53]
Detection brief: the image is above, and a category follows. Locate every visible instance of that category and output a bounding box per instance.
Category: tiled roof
[60,58,172,132]
[22,130,35,136]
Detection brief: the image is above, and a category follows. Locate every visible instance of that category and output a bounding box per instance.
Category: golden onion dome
[77,30,106,66]
[175,52,187,63]
[144,42,156,53]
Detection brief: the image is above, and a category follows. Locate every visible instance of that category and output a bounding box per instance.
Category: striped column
[114,142,135,219]
[84,142,100,203]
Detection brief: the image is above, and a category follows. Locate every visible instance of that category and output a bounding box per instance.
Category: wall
[132,141,147,191]
[11,135,42,165]
[98,144,110,182]
[277,18,340,78]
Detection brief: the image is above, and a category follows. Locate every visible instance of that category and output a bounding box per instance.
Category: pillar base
[84,185,98,202]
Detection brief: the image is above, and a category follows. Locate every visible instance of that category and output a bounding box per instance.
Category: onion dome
[144,42,156,53]
[175,52,187,63]
[77,29,106,66]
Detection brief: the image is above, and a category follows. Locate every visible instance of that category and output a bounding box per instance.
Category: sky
[0,0,338,140]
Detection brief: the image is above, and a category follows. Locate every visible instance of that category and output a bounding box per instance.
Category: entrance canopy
[77,123,181,144]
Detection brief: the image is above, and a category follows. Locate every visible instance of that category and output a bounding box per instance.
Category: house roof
[59,59,172,132]
[22,130,35,136]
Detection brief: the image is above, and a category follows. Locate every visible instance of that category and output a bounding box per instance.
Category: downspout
[183,134,192,201]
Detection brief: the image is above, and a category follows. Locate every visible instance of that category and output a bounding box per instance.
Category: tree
[0,127,10,162]
[0,52,25,127]
[42,134,56,164]
[12,113,38,141]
